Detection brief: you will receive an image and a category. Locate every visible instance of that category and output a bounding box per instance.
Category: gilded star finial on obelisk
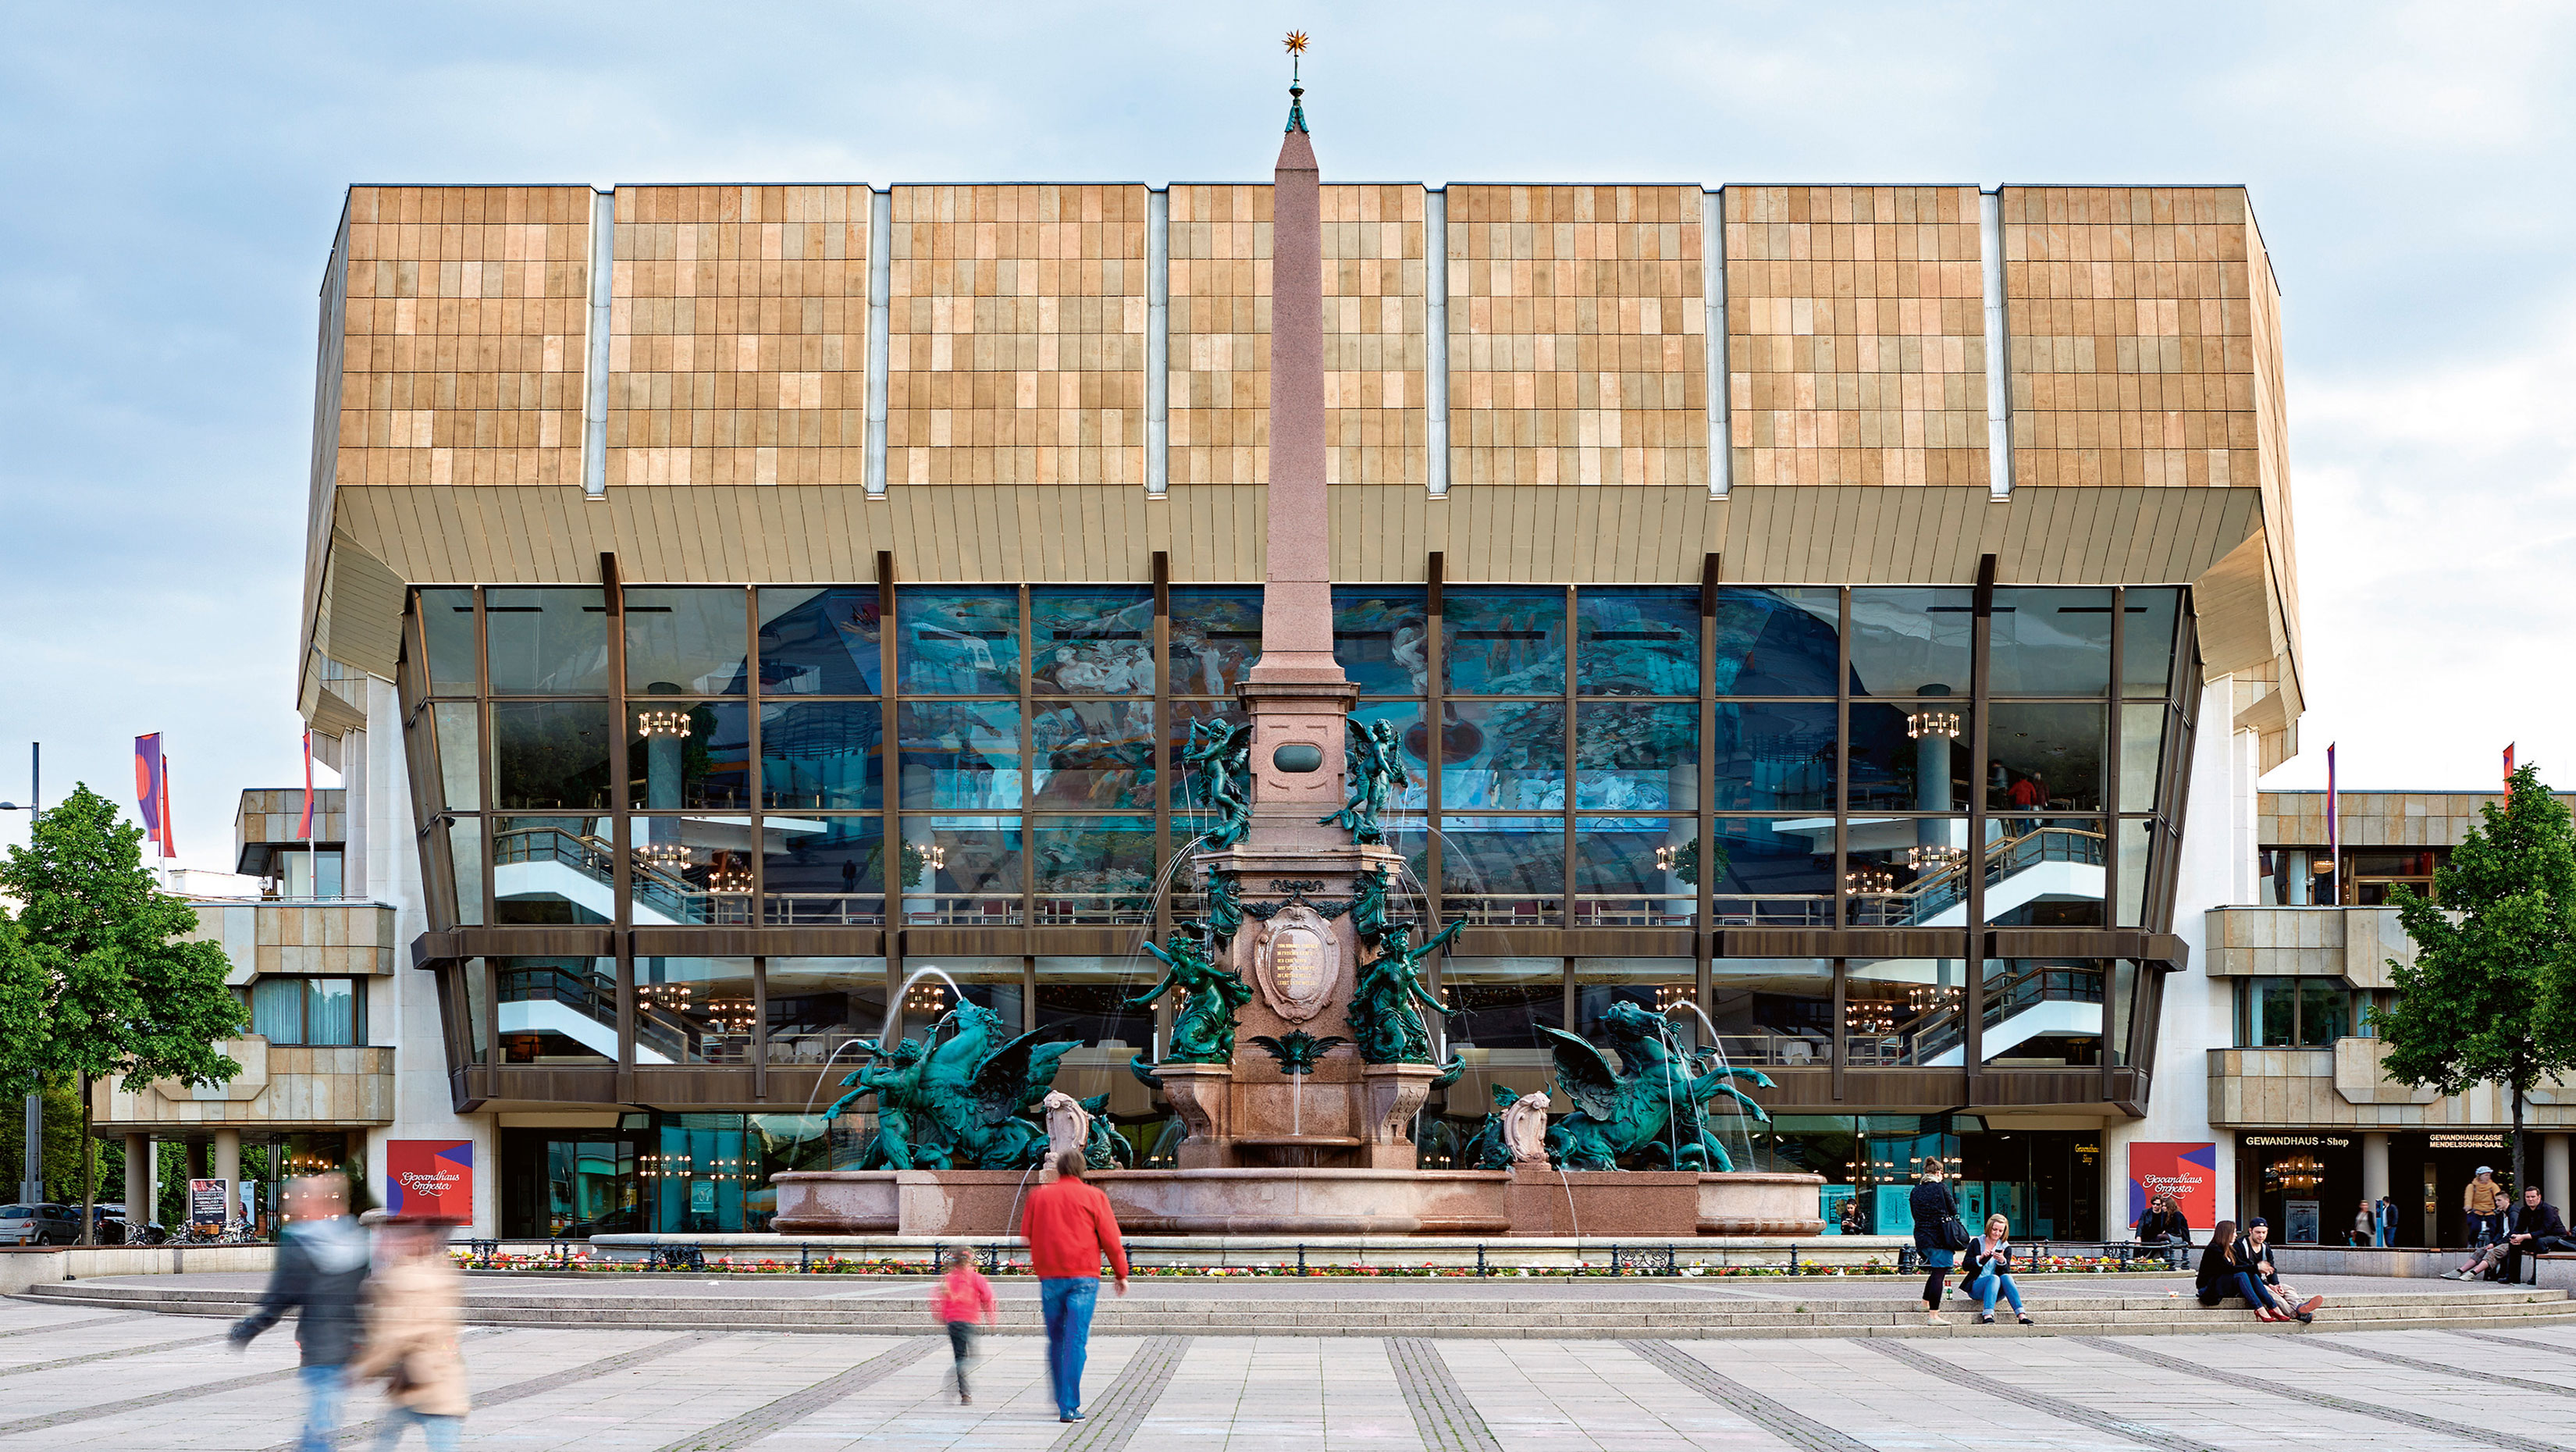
[1284,31,1309,133]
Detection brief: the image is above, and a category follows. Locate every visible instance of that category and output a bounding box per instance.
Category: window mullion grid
[1561,585,1575,934]
[1834,587,1851,931]
[1020,585,1034,931]
[745,585,762,933]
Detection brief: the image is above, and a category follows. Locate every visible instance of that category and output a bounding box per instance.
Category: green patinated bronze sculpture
[1183,717,1254,849]
[820,1003,1083,1169]
[1350,864,1392,941]
[1322,716,1407,844]
[1347,917,1464,1064]
[1250,1028,1347,1076]
[1541,999,1774,1171]
[1203,868,1244,940]
[1128,924,1254,1063]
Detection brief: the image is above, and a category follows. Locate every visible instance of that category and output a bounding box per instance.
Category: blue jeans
[1040,1278,1098,1417]
[372,1408,461,1452]
[296,1365,347,1452]
[1969,1269,2023,1315]
[2233,1272,2283,1311]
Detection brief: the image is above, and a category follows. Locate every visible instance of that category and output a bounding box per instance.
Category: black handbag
[1936,1214,1974,1253]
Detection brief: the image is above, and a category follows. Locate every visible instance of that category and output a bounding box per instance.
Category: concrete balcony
[2208,1037,2572,1130]
[2202,905,2418,988]
[183,899,397,984]
[90,1038,397,1132]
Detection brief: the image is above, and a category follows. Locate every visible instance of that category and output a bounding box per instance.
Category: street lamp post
[2,742,39,1205]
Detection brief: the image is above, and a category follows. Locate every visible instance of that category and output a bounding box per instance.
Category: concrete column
[2546,1134,2572,1219]
[212,1130,242,1220]
[123,1134,151,1226]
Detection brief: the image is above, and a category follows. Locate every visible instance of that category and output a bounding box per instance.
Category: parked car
[84,1208,130,1244]
[0,1204,82,1246]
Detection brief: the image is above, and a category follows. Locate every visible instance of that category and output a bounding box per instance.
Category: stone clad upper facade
[317,180,2286,502]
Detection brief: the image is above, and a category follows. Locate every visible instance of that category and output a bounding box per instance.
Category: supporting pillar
[213,1129,242,1225]
[124,1133,151,1227]
[2361,1131,2389,1201]
[186,1138,210,1182]
[2546,1133,2571,1222]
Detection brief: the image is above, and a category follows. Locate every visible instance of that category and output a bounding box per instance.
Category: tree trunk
[2512,1082,2528,1208]
[78,1074,94,1248]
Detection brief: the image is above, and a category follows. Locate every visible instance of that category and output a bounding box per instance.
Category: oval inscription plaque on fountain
[1272,742,1325,773]
[1256,903,1338,1023]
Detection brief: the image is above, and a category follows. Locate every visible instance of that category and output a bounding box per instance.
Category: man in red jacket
[1022,1150,1130,1422]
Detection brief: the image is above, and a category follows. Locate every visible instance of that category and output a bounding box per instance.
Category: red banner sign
[383,1140,473,1222]
[2127,1141,2218,1227]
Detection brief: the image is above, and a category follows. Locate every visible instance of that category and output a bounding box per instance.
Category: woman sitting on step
[2195,1220,2309,1323]
[1964,1214,2033,1326]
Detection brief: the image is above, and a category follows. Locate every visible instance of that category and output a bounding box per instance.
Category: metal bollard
[1297,1244,1307,1275]
[1477,1244,1487,1278]
[1788,1243,1799,1275]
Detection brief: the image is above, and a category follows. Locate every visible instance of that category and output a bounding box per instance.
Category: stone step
[21,1283,2574,1340]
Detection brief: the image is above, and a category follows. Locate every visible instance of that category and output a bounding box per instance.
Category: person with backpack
[1910,1162,1966,1326]
[1963,1213,2034,1326]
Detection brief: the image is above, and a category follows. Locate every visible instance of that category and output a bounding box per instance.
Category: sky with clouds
[3,1,2571,870]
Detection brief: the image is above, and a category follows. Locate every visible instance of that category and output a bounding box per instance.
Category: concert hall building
[205,130,2332,1240]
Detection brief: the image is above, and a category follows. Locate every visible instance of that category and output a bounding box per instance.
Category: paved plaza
[7,1279,2576,1450]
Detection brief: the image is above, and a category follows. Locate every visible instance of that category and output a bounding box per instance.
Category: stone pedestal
[1157,1063,1235,1171]
[1358,1062,1443,1169]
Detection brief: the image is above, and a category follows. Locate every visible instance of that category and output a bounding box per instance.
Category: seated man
[2498,1186,2574,1285]
[2239,1218,2325,1316]
[2446,1239,2509,1282]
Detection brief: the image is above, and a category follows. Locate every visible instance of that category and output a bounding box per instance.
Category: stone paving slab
[2,1297,2572,1450]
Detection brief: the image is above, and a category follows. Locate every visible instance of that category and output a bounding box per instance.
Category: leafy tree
[2379,763,2576,1202]
[0,786,245,1244]
[0,1076,105,1202]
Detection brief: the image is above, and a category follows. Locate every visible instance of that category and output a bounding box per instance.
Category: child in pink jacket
[933,1247,998,1404]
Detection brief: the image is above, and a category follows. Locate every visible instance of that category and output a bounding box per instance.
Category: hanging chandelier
[1906,710,1962,740]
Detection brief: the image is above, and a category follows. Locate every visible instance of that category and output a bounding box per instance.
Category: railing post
[1788,1243,1798,1275]
[1297,1243,1306,1275]
[1477,1243,1487,1278]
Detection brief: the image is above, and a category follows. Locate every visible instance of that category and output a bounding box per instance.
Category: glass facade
[407,580,2191,1139]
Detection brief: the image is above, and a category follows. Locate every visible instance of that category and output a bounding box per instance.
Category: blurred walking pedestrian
[933,1245,997,1404]
[1021,1150,1129,1422]
[228,1175,372,1452]
[348,1218,468,1450]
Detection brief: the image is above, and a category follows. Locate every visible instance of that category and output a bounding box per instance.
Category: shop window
[624,588,749,696]
[485,588,610,696]
[1168,586,1261,696]
[250,976,368,1047]
[1846,957,1967,1066]
[1443,586,1566,695]
[757,586,884,696]
[1574,586,1697,696]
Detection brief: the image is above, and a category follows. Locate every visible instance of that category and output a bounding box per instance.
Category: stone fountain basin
[772,1168,1823,1237]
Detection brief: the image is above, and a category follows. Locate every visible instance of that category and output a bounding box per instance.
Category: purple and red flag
[134,733,169,857]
